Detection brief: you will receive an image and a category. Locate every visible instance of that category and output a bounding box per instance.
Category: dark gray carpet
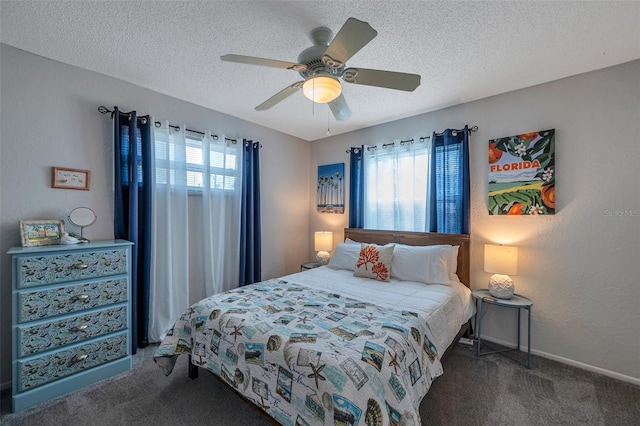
[2,342,638,425]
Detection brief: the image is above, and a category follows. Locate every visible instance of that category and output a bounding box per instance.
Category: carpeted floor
[2,342,639,425]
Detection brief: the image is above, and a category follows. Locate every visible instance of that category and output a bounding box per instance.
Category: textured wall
[1,43,637,389]
[0,44,311,387]
[310,60,640,382]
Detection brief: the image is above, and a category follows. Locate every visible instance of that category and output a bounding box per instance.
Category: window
[434,142,463,232]
[363,142,431,232]
[154,131,240,193]
[351,129,470,234]
[185,137,239,191]
[119,125,143,185]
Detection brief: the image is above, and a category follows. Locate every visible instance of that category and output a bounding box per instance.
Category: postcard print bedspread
[154,278,443,426]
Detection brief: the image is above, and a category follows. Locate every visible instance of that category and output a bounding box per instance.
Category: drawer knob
[72,262,89,270]
[69,353,88,365]
[70,324,89,332]
[71,294,90,302]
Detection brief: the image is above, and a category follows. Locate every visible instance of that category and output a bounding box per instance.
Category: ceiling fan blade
[329,94,352,121]
[322,18,377,67]
[221,54,307,71]
[255,82,304,111]
[342,67,421,91]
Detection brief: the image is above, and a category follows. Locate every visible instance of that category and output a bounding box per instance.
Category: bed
[154,228,474,425]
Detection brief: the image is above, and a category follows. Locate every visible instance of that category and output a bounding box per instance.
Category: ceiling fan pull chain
[327,106,331,136]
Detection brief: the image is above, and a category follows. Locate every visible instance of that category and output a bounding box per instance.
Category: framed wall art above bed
[317,163,344,214]
[488,129,555,215]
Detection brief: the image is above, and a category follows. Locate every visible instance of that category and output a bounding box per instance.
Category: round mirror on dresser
[68,207,97,242]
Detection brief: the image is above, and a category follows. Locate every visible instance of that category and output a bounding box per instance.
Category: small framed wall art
[317,163,345,214]
[52,167,91,190]
[488,129,555,215]
[19,220,65,247]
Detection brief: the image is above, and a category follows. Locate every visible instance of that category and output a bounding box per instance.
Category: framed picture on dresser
[19,219,65,247]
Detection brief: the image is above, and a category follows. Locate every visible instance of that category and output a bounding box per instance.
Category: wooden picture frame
[20,220,65,247]
[52,167,91,190]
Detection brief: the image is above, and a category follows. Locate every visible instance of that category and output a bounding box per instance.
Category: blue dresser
[8,240,133,412]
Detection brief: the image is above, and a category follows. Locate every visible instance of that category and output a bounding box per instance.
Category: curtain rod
[98,106,238,144]
[345,125,478,153]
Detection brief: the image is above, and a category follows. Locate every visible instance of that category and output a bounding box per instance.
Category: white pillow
[327,242,361,270]
[448,245,460,281]
[401,244,460,281]
[354,243,395,282]
[391,244,451,285]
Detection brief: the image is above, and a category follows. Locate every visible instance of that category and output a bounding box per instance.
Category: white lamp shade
[302,76,341,103]
[314,231,333,252]
[484,244,518,276]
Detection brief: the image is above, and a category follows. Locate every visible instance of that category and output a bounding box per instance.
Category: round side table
[472,289,533,368]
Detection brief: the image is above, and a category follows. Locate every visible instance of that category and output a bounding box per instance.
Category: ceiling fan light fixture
[302,76,341,103]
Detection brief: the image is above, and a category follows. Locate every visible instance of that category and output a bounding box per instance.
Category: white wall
[0,44,311,386]
[2,43,637,388]
[309,60,640,383]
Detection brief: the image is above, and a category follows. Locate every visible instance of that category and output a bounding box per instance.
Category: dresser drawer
[18,306,127,357]
[17,248,128,288]
[17,333,128,392]
[18,278,128,323]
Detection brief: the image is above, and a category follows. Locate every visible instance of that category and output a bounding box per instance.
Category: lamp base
[488,274,515,299]
[316,251,330,265]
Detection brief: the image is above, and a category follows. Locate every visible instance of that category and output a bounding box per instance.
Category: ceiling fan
[221,17,421,121]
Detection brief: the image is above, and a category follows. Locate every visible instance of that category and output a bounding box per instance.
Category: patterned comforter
[154,278,444,426]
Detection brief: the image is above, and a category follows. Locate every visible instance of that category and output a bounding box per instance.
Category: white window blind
[155,132,239,192]
[363,140,431,232]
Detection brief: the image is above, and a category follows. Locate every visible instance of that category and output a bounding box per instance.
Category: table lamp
[484,244,518,299]
[314,231,333,265]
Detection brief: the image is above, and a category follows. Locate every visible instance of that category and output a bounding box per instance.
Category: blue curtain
[348,146,365,228]
[113,107,153,353]
[239,140,262,286]
[429,126,470,234]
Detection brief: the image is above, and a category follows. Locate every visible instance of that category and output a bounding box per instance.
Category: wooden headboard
[344,228,471,288]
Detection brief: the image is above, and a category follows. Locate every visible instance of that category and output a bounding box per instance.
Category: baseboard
[479,335,640,386]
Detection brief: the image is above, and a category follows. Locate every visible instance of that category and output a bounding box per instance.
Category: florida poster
[488,129,555,215]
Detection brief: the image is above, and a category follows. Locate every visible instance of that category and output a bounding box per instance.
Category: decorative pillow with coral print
[354,243,395,282]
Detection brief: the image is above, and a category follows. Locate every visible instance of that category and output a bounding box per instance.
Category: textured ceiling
[1,1,639,141]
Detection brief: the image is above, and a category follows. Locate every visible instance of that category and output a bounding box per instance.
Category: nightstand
[472,289,533,368]
[300,261,321,271]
